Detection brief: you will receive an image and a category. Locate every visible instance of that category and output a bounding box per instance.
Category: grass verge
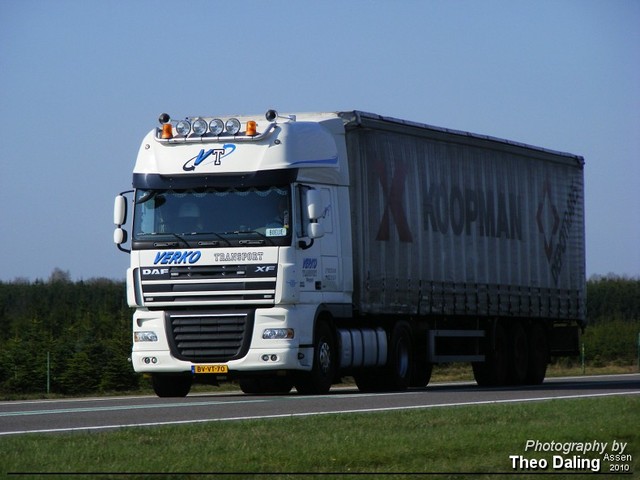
[1,395,638,479]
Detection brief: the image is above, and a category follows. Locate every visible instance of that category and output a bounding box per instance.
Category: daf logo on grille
[143,268,169,275]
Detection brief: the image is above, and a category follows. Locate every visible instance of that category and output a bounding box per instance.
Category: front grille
[166,310,253,362]
[138,264,277,307]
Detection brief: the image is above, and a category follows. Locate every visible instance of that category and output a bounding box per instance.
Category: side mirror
[308,222,324,239]
[113,227,128,245]
[306,189,323,221]
[113,193,131,253]
[114,195,127,226]
[305,189,325,239]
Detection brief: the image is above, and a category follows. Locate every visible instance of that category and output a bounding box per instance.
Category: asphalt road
[1,374,638,436]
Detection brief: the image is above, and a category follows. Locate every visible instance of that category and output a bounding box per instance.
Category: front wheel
[295,321,336,395]
[151,373,192,397]
[239,377,294,395]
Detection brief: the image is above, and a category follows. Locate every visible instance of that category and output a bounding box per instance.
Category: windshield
[132,185,291,248]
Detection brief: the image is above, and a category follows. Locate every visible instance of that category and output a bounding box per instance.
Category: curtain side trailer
[342,111,585,390]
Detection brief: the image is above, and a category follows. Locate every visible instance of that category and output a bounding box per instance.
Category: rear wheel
[473,323,508,387]
[507,322,529,385]
[151,373,192,397]
[386,323,413,391]
[354,322,413,392]
[410,361,433,388]
[295,321,336,395]
[526,323,548,385]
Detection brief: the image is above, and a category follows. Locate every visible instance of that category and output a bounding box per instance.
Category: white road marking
[1,389,638,436]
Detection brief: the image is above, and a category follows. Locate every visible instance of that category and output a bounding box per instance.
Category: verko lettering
[154,250,202,265]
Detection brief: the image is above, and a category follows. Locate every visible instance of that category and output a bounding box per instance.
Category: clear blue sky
[1,0,638,281]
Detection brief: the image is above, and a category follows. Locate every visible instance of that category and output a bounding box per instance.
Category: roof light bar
[155,113,277,142]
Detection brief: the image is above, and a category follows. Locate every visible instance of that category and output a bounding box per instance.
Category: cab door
[296,185,341,296]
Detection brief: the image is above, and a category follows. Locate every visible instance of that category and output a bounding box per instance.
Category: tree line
[0,272,638,396]
[0,273,137,395]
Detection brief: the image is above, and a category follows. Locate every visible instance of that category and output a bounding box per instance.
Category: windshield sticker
[266,228,288,237]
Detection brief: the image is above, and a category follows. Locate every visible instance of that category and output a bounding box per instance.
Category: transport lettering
[213,252,264,262]
[423,182,522,240]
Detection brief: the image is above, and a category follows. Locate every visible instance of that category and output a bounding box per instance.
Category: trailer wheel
[472,323,508,387]
[151,373,192,397]
[526,323,548,385]
[295,321,336,395]
[507,322,529,385]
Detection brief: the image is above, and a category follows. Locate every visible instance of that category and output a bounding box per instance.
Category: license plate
[192,364,228,374]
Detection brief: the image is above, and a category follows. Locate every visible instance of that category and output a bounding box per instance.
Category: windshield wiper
[135,191,157,204]
[191,232,232,246]
[222,230,275,246]
[139,232,191,248]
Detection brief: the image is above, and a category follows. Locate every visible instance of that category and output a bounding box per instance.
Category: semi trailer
[114,110,585,396]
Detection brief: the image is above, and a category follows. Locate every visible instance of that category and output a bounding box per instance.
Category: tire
[473,323,508,387]
[354,373,381,393]
[410,361,433,388]
[526,323,548,385]
[151,373,192,397]
[355,323,413,392]
[386,323,413,391]
[239,377,294,395]
[295,321,336,395]
[507,322,529,385]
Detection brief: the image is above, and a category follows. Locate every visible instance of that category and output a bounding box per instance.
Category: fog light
[270,355,278,362]
[261,354,270,362]
[262,328,294,340]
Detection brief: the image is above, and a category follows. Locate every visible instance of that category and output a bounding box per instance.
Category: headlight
[134,331,158,342]
[192,118,208,136]
[209,118,224,135]
[225,118,241,135]
[262,328,294,340]
[176,120,191,136]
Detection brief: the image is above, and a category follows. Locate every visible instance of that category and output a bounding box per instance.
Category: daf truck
[114,110,585,396]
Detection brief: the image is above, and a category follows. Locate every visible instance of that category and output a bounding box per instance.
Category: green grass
[1,396,638,479]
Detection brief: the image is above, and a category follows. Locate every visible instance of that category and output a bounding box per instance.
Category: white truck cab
[115,111,356,396]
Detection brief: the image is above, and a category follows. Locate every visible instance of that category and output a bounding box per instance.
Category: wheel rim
[318,340,331,374]
[396,340,409,378]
